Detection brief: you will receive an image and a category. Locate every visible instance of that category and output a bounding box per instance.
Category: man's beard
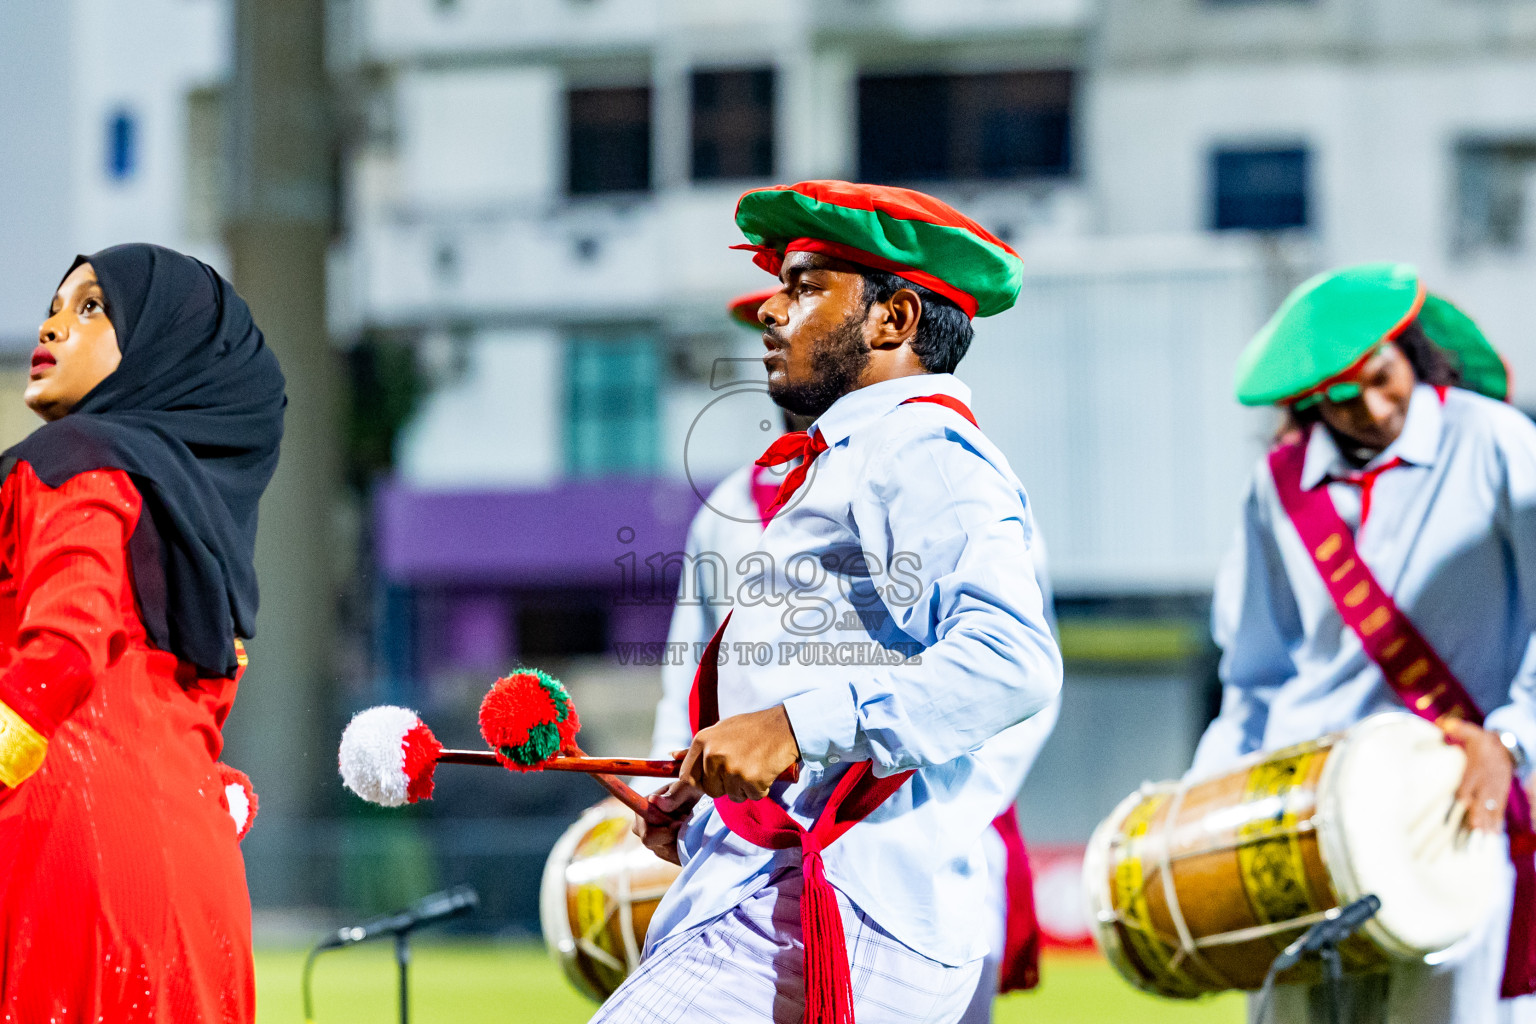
[768,310,871,418]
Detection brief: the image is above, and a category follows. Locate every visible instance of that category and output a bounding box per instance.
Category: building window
[1455,139,1536,256]
[106,108,137,182]
[858,71,1073,183]
[566,337,660,477]
[691,69,774,182]
[1210,146,1310,231]
[568,87,652,195]
[516,599,609,659]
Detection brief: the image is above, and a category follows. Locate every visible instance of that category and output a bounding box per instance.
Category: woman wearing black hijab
[0,244,284,1021]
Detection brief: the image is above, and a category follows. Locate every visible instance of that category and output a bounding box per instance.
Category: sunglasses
[1288,342,1390,411]
[1291,381,1364,411]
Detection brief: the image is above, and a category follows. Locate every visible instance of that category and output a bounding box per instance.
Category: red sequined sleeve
[0,464,141,787]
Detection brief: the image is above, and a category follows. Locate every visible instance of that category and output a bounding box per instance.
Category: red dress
[0,463,255,1022]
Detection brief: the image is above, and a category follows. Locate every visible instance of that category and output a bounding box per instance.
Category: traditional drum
[1085,712,1503,997]
[540,802,680,1001]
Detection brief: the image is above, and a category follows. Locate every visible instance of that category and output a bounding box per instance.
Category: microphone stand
[1256,934,1347,1024]
[302,884,479,1024]
[1319,941,1344,1024]
[1255,893,1380,1024]
[395,929,412,1024]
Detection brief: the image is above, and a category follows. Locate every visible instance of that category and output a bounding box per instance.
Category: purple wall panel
[376,477,705,588]
[445,591,513,671]
[610,601,676,649]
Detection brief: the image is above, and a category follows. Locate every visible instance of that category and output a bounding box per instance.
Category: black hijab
[2,244,286,677]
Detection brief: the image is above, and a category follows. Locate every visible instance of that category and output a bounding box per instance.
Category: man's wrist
[772,704,801,766]
[781,687,857,765]
[1495,729,1529,774]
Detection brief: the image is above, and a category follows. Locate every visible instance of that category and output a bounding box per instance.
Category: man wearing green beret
[593,182,1063,1024]
[1192,262,1536,1021]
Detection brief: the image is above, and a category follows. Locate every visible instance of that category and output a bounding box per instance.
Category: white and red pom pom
[338,705,444,807]
[216,763,259,841]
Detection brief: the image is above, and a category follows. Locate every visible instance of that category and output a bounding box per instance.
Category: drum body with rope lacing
[540,802,681,1001]
[1085,713,1503,997]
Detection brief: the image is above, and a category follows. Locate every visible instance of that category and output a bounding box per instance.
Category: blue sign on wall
[107,109,136,182]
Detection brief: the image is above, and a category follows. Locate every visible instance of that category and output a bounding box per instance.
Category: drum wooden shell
[1084,713,1495,999]
[540,804,680,1002]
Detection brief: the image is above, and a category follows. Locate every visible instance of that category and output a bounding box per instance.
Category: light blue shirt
[645,373,1063,967]
[1193,385,1536,778]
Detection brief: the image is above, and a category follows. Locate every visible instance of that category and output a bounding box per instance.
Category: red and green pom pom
[478,668,581,772]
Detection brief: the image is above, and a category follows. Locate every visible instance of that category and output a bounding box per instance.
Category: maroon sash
[1270,438,1536,997]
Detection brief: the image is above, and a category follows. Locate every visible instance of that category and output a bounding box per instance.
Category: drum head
[1319,713,1504,960]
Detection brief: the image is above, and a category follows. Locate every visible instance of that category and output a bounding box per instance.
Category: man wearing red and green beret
[593,181,1062,1024]
[1193,263,1536,1022]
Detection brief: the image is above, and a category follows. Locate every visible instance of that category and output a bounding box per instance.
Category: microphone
[317,884,480,950]
[1270,894,1381,973]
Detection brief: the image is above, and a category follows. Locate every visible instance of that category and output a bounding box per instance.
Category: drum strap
[1270,436,1536,997]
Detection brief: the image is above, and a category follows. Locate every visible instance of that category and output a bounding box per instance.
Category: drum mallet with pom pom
[337,676,679,818]
[476,669,671,818]
[478,667,799,788]
[339,669,795,817]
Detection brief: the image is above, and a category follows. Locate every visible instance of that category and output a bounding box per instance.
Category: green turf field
[258,944,1245,1023]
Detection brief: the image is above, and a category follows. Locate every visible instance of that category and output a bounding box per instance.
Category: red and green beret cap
[728,288,776,329]
[733,180,1024,318]
[1234,262,1509,406]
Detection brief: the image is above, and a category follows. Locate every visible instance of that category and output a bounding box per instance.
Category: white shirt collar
[1301,383,1445,490]
[812,373,972,447]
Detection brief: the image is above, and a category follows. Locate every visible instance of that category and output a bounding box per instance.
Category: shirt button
[827,755,840,764]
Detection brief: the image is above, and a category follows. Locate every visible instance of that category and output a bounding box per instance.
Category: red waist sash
[689,613,911,1024]
[990,805,1040,992]
[1270,438,1536,997]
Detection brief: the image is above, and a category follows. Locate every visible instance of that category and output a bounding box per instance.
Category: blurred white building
[331,0,1265,596]
[0,0,231,350]
[1094,0,1536,377]
[0,0,231,448]
[3,0,1535,861]
[325,0,1536,847]
[327,0,1536,601]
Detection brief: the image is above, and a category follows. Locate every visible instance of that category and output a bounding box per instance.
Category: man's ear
[869,288,921,351]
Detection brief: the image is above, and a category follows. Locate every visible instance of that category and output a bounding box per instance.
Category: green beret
[1234,262,1508,405]
[1417,293,1509,402]
[734,181,1024,318]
